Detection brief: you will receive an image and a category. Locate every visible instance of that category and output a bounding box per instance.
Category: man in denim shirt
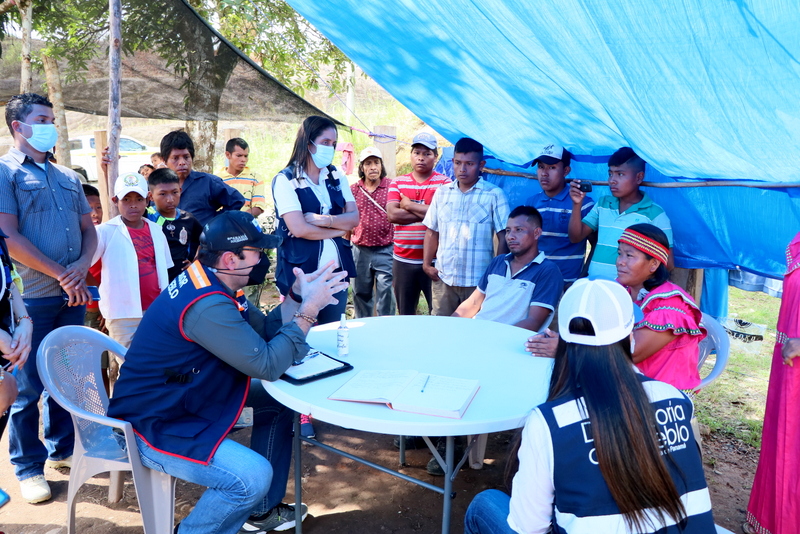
[0,93,96,503]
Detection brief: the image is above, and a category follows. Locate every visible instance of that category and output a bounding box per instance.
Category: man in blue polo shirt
[452,206,562,332]
[525,144,594,287]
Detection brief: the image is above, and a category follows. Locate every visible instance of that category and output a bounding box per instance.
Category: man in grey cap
[386,132,450,314]
[107,211,349,534]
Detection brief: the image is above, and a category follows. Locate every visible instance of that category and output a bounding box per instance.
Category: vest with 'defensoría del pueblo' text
[537,375,715,533]
[273,164,356,294]
[108,261,250,464]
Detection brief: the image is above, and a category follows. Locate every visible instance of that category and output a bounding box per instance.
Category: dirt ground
[0,421,754,534]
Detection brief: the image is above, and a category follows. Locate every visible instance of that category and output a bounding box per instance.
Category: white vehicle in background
[69,135,158,182]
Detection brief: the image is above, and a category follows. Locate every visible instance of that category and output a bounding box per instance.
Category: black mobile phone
[578,182,593,192]
[62,286,100,301]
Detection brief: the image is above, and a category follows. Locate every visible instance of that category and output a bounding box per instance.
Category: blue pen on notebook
[420,375,430,393]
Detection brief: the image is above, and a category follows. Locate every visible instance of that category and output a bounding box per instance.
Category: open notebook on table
[328,370,480,419]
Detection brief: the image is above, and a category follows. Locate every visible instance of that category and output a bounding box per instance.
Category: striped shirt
[526,186,594,283]
[582,193,672,280]
[0,148,90,298]
[423,178,510,287]
[217,166,267,212]
[386,172,449,263]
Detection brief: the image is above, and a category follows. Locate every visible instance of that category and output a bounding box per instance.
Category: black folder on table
[280,350,353,385]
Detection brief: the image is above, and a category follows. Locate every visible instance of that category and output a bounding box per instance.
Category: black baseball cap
[201,211,281,251]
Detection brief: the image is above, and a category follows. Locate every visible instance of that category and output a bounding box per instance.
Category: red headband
[618,229,669,265]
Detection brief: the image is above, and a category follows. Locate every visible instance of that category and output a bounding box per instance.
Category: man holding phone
[524,144,594,287]
[0,93,97,503]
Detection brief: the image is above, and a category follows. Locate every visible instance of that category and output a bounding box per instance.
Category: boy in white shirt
[91,173,172,383]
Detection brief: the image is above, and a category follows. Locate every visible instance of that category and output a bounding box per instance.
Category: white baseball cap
[114,172,148,200]
[358,146,383,163]
[533,144,570,165]
[558,278,643,346]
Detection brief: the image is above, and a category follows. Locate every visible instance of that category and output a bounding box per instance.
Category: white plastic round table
[262,315,554,534]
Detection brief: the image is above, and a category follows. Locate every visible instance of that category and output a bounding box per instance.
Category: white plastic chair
[695,313,731,392]
[37,325,176,534]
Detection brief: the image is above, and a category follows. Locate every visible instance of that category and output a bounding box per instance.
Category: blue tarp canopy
[287,0,800,279]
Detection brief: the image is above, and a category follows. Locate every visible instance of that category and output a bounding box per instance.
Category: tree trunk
[42,53,72,168]
[185,120,218,173]
[18,0,33,93]
[174,3,237,174]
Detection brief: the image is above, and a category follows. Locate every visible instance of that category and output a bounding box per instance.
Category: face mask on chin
[20,122,58,153]
[310,141,335,169]
[244,253,270,286]
[211,250,270,287]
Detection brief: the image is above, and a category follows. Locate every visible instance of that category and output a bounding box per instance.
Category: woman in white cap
[464,278,714,534]
[527,223,705,392]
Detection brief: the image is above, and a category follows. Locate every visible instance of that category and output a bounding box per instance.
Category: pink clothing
[634,281,706,390]
[747,232,800,534]
[336,142,355,175]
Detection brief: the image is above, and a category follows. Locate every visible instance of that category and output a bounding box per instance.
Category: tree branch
[0,0,16,16]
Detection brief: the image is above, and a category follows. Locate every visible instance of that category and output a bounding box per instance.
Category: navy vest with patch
[538,375,715,533]
[108,261,250,464]
[273,164,356,294]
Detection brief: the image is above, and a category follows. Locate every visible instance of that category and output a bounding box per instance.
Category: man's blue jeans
[464,489,517,534]
[9,297,83,480]
[133,379,293,534]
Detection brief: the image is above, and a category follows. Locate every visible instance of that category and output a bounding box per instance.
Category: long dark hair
[553,317,686,531]
[287,116,337,179]
[626,223,670,291]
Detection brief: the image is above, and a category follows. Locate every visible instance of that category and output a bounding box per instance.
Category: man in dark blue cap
[108,211,349,534]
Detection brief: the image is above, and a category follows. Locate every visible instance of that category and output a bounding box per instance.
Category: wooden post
[373,125,397,179]
[107,2,124,498]
[223,128,241,143]
[346,64,356,128]
[670,268,704,305]
[104,0,122,228]
[94,130,116,221]
[18,0,32,93]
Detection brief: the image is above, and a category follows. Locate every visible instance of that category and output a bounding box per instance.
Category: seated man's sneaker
[45,455,73,469]
[239,502,308,533]
[20,475,52,503]
[426,438,466,476]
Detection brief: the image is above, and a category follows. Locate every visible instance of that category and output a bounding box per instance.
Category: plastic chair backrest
[696,313,731,391]
[38,325,128,449]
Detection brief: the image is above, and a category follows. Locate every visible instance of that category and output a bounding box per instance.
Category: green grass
[693,287,781,448]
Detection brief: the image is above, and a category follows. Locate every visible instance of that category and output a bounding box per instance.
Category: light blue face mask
[20,122,58,153]
[310,141,335,169]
